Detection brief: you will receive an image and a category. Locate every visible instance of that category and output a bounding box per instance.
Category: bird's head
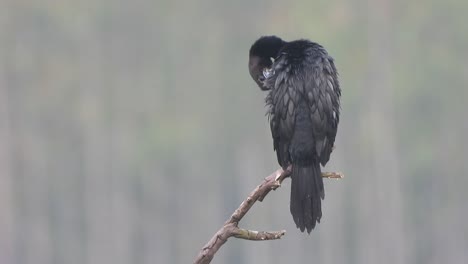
[248,36,286,91]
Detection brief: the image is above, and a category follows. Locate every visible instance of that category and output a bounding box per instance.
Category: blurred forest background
[0,0,467,264]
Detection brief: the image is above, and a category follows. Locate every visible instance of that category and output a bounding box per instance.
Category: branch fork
[194,166,343,264]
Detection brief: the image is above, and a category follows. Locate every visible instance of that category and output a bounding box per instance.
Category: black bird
[248,36,341,233]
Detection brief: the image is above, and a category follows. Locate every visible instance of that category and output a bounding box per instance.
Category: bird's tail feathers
[290,161,324,233]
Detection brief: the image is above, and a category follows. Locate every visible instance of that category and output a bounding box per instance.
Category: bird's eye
[263,68,275,78]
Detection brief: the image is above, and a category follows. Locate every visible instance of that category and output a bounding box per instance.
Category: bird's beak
[257,76,270,91]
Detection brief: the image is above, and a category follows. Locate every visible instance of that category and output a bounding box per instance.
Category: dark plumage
[248,36,341,233]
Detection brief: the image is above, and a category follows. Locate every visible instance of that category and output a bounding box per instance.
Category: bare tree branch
[193,166,343,264]
[233,228,286,240]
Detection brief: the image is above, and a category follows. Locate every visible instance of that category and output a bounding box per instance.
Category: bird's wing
[304,53,341,165]
[266,55,298,168]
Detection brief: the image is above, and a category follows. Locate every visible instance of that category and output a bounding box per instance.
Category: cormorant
[248,36,341,233]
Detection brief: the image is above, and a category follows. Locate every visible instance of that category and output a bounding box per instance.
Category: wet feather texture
[249,36,341,233]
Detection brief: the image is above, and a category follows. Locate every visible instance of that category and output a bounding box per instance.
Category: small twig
[321,171,344,179]
[193,167,343,264]
[233,228,286,240]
